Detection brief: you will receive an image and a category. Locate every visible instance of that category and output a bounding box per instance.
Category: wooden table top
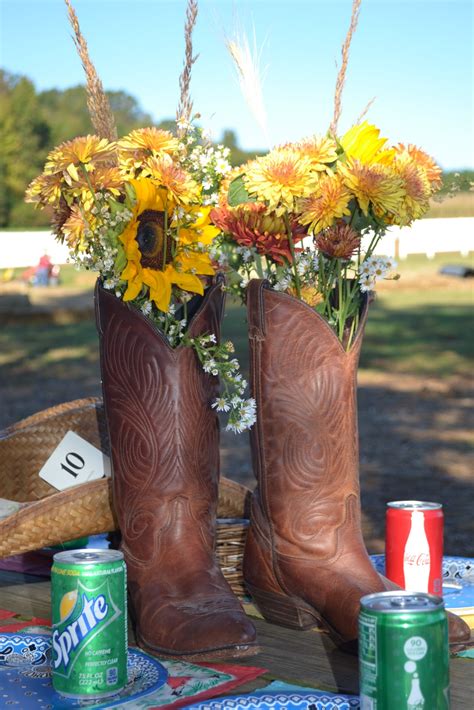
[0,569,471,709]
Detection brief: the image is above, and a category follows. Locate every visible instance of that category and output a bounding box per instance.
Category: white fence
[0,218,472,269]
[373,218,473,259]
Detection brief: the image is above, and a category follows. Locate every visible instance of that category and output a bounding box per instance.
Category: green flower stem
[162,206,169,271]
[255,253,265,279]
[284,211,301,300]
[80,165,100,209]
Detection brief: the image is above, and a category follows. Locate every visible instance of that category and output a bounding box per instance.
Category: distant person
[35,253,52,286]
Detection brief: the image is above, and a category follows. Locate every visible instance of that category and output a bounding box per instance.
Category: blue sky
[1,0,473,169]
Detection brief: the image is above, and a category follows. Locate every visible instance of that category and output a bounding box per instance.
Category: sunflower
[45,135,117,177]
[118,128,179,176]
[142,155,200,206]
[295,135,338,170]
[339,159,404,217]
[243,146,319,210]
[119,178,215,312]
[211,202,307,264]
[298,172,351,233]
[340,122,394,165]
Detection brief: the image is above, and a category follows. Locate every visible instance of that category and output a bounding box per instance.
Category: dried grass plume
[64,0,117,141]
[330,0,363,136]
[176,0,199,136]
[226,25,268,141]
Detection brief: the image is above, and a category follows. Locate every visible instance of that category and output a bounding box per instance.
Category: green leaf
[227,175,256,207]
[114,244,127,274]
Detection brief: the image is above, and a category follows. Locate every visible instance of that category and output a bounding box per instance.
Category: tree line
[0,69,472,229]
[0,69,258,229]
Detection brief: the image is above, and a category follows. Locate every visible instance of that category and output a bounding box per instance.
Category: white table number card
[39,431,111,491]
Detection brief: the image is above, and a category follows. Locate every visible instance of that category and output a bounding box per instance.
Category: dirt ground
[1,282,473,557]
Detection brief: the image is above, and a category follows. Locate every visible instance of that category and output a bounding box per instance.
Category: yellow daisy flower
[45,135,117,178]
[339,159,404,217]
[298,172,351,233]
[119,178,215,312]
[295,135,338,170]
[341,122,394,165]
[244,146,319,210]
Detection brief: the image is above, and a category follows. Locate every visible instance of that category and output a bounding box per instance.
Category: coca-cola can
[385,501,444,595]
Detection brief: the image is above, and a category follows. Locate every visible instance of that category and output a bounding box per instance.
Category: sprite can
[51,549,127,699]
[359,591,449,709]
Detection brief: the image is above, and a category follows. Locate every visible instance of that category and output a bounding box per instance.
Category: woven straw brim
[0,398,250,595]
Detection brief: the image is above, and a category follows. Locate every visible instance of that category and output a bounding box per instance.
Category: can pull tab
[72,552,100,561]
[390,595,430,609]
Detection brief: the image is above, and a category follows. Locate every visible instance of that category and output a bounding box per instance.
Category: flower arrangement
[25,122,256,432]
[211,121,442,348]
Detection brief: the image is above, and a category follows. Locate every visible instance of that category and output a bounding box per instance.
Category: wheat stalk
[176,0,199,136]
[64,0,117,141]
[226,26,268,141]
[355,96,376,124]
[330,0,363,136]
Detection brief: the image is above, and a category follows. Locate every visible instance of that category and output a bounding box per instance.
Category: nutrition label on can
[359,612,378,704]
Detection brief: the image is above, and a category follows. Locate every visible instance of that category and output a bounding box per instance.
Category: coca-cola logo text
[404,553,430,567]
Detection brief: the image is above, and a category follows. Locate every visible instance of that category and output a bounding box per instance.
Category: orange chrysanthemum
[61,204,92,250]
[211,202,306,264]
[298,172,351,233]
[314,221,361,259]
[339,159,404,217]
[244,147,319,210]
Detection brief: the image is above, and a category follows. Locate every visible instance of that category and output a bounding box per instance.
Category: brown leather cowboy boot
[243,279,471,649]
[95,278,257,660]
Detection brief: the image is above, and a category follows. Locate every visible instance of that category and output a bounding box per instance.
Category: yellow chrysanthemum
[298,172,351,233]
[45,136,117,178]
[339,159,404,217]
[392,153,432,225]
[340,122,394,165]
[119,178,215,312]
[142,155,200,206]
[118,128,179,175]
[295,135,338,170]
[395,143,442,191]
[64,167,124,211]
[25,173,63,208]
[61,204,92,250]
[244,147,319,210]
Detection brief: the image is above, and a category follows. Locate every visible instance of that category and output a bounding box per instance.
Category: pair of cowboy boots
[96,276,471,661]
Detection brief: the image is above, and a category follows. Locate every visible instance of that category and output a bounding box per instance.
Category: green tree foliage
[0,71,260,228]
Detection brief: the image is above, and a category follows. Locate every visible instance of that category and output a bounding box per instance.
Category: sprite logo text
[53,593,108,669]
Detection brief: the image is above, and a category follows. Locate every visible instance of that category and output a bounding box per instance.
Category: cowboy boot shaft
[96,284,222,569]
[95,280,257,659]
[248,280,367,561]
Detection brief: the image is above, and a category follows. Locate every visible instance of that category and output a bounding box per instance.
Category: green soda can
[51,549,127,699]
[359,591,449,709]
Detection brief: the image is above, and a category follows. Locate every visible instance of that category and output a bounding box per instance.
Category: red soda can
[385,501,444,595]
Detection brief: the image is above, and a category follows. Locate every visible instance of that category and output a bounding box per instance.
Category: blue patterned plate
[0,632,168,708]
[186,688,360,709]
[370,554,474,611]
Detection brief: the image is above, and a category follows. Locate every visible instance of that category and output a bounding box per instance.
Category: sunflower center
[136,209,173,269]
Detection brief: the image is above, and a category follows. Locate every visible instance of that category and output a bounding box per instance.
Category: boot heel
[246,583,320,631]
